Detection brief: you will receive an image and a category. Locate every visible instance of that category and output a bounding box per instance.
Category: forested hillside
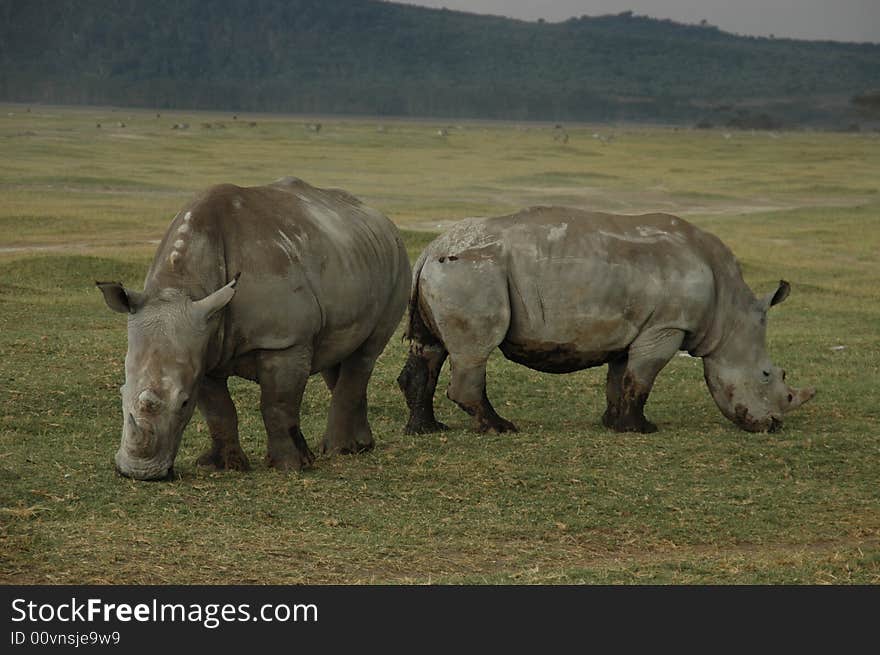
[1,0,877,124]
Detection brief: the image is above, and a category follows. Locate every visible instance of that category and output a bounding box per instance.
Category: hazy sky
[395,1,880,43]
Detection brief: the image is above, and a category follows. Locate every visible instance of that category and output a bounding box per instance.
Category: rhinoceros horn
[126,412,151,450]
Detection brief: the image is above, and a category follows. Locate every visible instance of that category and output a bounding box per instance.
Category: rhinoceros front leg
[602,329,684,433]
[602,355,655,433]
[195,375,250,471]
[257,346,316,471]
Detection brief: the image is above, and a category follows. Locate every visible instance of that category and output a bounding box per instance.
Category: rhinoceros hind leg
[321,291,412,455]
[258,346,315,471]
[320,351,377,456]
[196,376,251,471]
[265,426,316,471]
[418,256,512,433]
[447,356,518,433]
[398,344,449,434]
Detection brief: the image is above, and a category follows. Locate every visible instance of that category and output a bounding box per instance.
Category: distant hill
[1,0,877,125]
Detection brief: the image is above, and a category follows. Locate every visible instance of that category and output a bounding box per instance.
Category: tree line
[1,0,877,125]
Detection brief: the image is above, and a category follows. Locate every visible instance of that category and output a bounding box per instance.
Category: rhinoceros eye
[762,370,770,377]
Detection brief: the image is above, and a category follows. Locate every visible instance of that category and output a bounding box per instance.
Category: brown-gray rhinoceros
[398,207,815,435]
[98,177,410,480]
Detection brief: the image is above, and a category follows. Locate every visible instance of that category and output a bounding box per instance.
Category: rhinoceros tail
[403,248,436,345]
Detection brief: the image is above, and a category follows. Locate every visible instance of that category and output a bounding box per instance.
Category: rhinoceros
[98,177,410,480]
[398,207,815,434]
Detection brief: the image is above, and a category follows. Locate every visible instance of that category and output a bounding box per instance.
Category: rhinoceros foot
[319,430,375,456]
[196,443,251,472]
[403,418,450,435]
[266,426,315,471]
[602,409,658,434]
[451,395,519,434]
[475,414,518,434]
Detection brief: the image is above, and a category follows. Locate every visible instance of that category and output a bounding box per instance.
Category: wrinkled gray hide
[398,207,814,434]
[99,177,410,480]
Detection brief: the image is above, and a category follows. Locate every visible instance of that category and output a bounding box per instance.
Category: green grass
[0,105,878,584]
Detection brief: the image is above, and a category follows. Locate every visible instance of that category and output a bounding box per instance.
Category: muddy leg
[417,255,511,433]
[447,355,517,433]
[398,343,449,434]
[603,368,656,433]
[195,375,250,471]
[258,346,315,471]
[602,354,632,431]
[602,329,684,434]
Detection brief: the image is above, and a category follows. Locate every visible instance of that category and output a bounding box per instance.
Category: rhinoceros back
[145,178,409,370]
[417,207,725,370]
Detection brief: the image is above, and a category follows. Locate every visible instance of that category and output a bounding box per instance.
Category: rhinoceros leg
[398,292,449,434]
[195,375,250,471]
[419,255,516,433]
[321,364,341,392]
[319,349,377,455]
[447,355,518,433]
[602,329,684,433]
[257,345,316,471]
[398,342,449,434]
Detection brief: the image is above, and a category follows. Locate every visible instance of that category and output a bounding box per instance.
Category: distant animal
[98,177,411,480]
[398,208,815,435]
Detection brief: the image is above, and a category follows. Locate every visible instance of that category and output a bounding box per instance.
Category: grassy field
[0,104,878,584]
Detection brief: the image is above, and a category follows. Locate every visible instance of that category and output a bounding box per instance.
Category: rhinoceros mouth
[115,464,176,482]
[733,404,783,433]
[114,449,176,481]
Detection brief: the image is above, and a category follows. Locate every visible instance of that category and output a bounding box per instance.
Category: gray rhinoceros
[98,177,410,480]
[398,207,815,434]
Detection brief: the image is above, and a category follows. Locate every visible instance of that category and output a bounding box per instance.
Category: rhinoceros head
[703,280,816,432]
[97,276,239,480]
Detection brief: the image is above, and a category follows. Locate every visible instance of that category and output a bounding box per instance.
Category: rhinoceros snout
[114,448,175,481]
[115,462,175,482]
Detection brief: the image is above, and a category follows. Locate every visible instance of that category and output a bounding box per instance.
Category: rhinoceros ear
[192,273,241,324]
[762,280,791,310]
[96,281,144,314]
